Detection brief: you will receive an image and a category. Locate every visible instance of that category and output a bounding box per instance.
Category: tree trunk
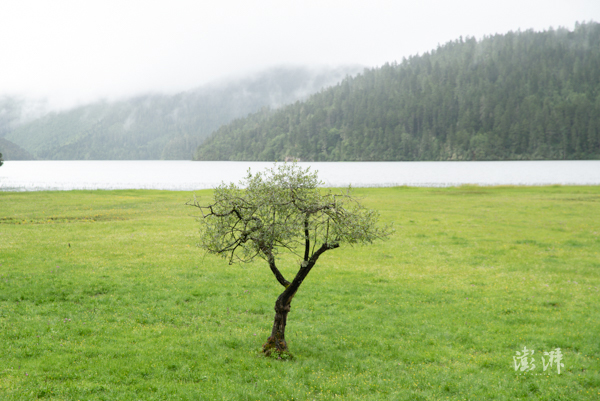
[262,294,292,356]
[262,243,337,356]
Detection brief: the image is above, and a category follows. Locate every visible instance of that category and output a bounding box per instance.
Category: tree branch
[262,246,291,288]
[303,216,310,262]
[275,241,340,309]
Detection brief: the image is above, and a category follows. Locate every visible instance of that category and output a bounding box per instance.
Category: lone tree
[189,163,391,356]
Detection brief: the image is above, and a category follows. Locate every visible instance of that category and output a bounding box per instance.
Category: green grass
[1,186,599,400]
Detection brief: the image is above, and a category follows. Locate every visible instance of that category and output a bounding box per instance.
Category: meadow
[1,186,599,400]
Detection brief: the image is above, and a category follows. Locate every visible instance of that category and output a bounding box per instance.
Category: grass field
[1,186,599,400]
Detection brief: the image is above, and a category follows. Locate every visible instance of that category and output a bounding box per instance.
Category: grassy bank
[1,186,599,400]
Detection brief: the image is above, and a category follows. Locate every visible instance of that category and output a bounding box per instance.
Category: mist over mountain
[0,65,361,160]
[195,23,600,161]
[0,96,49,135]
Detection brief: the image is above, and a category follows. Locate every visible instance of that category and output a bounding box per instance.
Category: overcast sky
[1,0,598,108]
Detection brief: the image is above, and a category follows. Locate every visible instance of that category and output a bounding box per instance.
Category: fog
[1,0,598,109]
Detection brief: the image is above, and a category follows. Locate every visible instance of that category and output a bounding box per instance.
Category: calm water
[0,160,599,191]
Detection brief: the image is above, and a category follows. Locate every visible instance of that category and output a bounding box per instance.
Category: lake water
[0,160,599,191]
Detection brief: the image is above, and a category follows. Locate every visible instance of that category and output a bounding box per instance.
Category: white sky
[1,0,598,108]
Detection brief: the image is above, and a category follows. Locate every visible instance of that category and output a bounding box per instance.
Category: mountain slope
[4,65,361,160]
[194,23,600,161]
[0,137,34,160]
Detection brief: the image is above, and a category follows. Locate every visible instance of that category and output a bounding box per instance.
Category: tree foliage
[195,22,600,161]
[189,163,391,355]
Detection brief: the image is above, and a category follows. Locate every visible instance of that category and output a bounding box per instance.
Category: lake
[0,160,599,191]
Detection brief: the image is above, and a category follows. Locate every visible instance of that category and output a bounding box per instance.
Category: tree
[188,163,391,356]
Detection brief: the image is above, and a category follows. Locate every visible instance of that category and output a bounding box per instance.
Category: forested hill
[0,137,33,160]
[1,66,360,160]
[194,22,600,161]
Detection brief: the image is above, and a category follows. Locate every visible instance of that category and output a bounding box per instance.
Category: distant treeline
[195,22,600,161]
[0,66,360,160]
